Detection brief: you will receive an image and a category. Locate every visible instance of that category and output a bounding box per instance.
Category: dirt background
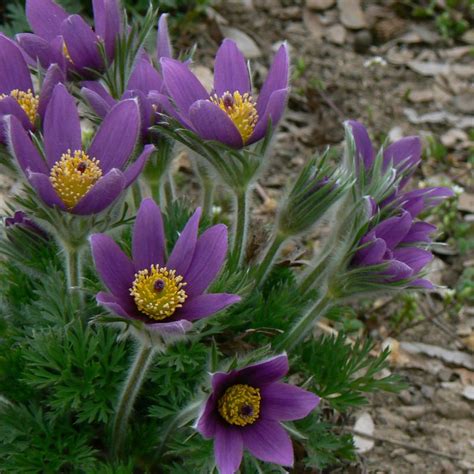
[176,1,474,472]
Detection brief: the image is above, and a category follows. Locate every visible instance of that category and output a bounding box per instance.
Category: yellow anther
[130,264,187,320]
[49,150,102,209]
[218,384,261,427]
[210,91,258,144]
[0,89,39,124]
[62,42,73,64]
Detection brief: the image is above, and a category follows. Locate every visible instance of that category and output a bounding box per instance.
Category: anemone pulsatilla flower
[196,354,319,474]
[158,39,289,149]
[6,84,152,215]
[17,0,121,75]
[82,14,173,138]
[0,34,64,142]
[90,198,241,337]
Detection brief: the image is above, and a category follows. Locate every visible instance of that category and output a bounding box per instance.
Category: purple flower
[6,83,152,215]
[17,0,122,75]
[158,39,289,148]
[346,120,421,185]
[351,210,437,288]
[90,198,241,337]
[5,210,49,239]
[0,33,64,142]
[394,187,454,218]
[81,14,172,137]
[196,354,319,474]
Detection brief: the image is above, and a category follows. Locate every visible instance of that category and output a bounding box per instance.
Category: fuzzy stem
[163,171,175,207]
[232,187,249,268]
[254,232,287,286]
[112,343,155,458]
[274,295,332,352]
[64,244,84,309]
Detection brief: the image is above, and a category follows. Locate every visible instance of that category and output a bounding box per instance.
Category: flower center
[210,91,258,144]
[218,384,261,427]
[130,264,187,320]
[49,150,102,209]
[1,89,39,124]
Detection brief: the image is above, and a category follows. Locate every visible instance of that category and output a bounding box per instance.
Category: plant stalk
[112,343,155,458]
[254,232,286,286]
[232,187,249,268]
[64,243,84,309]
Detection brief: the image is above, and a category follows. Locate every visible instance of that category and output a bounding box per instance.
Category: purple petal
[72,169,125,215]
[373,211,412,249]
[196,395,219,438]
[167,208,202,277]
[248,88,288,145]
[96,291,136,318]
[16,33,57,70]
[132,198,166,270]
[392,247,433,274]
[175,293,241,322]
[148,91,193,127]
[27,170,66,209]
[44,83,81,166]
[92,0,121,60]
[384,259,413,281]
[402,222,437,243]
[5,115,47,174]
[352,237,386,266]
[157,14,172,60]
[411,278,434,289]
[90,233,136,298]
[402,196,425,218]
[87,99,139,172]
[242,419,293,467]
[188,100,243,148]
[383,136,421,175]
[38,64,65,119]
[145,319,193,337]
[257,43,289,116]
[214,39,251,97]
[0,33,33,94]
[260,383,320,421]
[61,15,103,71]
[123,144,154,187]
[184,224,228,297]
[26,0,68,41]
[0,97,33,138]
[128,55,163,93]
[346,120,374,170]
[160,58,209,114]
[81,86,113,118]
[81,80,115,107]
[214,424,243,474]
[238,354,289,388]
[211,371,239,396]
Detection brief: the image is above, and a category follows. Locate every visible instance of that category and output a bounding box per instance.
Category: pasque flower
[82,14,172,137]
[17,0,121,75]
[351,210,438,288]
[6,83,152,215]
[5,210,49,240]
[0,33,63,142]
[158,39,289,148]
[196,354,319,474]
[90,198,240,337]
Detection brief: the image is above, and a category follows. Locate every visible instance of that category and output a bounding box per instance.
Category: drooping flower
[0,33,64,142]
[6,83,152,215]
[90,198,240,337]
[17,0,122,75]
[81,14,172,137]
[351,210,438,288]
[158,39,289,149]
[5,210,49,240]
[196,354,319,474]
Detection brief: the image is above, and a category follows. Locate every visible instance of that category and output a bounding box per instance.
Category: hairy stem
[232,187,249,268]
[112,343,155,458]
[64,244,84,309]
[254,232,286,286]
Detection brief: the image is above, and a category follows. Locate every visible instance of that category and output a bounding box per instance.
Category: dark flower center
[218,384,261,427]
[77,162,88,173]
[154,278,166,292]
[222,92,235,109]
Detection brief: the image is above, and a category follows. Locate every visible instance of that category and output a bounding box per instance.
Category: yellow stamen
[218,384,261,427]
[210,91,258,143]
[62,42,73,64]
[0,89,39,124]
[130,264,187,320]
[49,150,102,209]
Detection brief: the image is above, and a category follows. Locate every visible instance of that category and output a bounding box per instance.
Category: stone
[404,453,423,465]
[306,0,335,10]
[303,8,324,41]
[338,0,366,29]
[353,30,372,53]
[436,400,472,419]
[219,27,261,58]
[453,93,474,114]
[462,385,474,401]
[326,24,347,45]
[398,405,428,420]
[462,29,474,44]
[398,390,413,405]
[421,385,435,400]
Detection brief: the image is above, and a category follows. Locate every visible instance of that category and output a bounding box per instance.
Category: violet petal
[157,14,172,60]
[123,144,154,187]
[26,0,68,41]
[38,63,65,119]
[175,293,241,322]
[27,170,66,209]
[214,423,243,474]
[238,354,289,388]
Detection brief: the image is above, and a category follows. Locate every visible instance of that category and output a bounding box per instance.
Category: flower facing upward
[7,84,153,215]
[90,198,241,338]
[197,354,319,474]
[158,39,289,148]
[0,34,64,142]
[17,0,122,75]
